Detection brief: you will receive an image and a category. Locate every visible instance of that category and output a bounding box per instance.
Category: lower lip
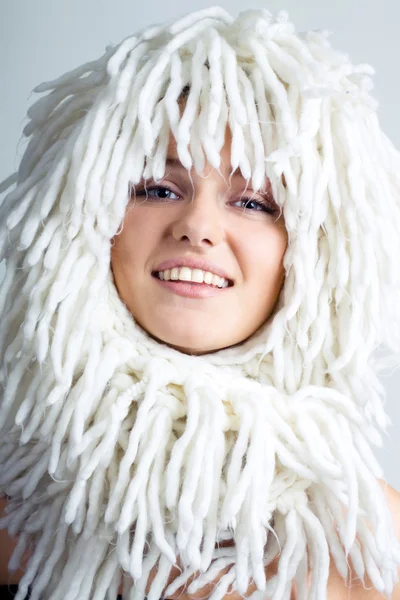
[152,275,231,298]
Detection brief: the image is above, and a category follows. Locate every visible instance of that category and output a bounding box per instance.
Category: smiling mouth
[151,271,234,288]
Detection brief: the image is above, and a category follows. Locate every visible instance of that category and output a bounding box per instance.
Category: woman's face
[110,128,288,355]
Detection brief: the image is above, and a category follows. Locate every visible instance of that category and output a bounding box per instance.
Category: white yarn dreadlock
[1,5,400,600]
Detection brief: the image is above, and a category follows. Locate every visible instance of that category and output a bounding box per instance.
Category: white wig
[1,6,400,600]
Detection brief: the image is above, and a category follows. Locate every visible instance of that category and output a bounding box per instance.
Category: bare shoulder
[377,479,400,598]
[326,478,400,599]
[361,479,400,599]
[0,496,29,585]
[377,478,400,539]
[360,478,400,599]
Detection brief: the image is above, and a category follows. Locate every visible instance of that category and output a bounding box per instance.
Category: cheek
[110,233,145,303]
[240,229,287,291]
[111,234,136,277]
[111,210,153,270]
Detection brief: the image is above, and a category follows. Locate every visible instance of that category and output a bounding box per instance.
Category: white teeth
[191,269,204,283]
[170,267,179,281]
[179,266,192,281]
[156,267,230,288]
[212,274,220,287]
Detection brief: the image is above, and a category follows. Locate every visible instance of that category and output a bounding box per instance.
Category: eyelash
[133,185,278,216]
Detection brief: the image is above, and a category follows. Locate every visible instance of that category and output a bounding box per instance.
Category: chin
[148,326,225,355]
[165,336,218,355]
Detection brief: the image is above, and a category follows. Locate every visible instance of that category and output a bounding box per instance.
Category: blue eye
[134,185,180,201]
[132,184,278,216]
[233,197,277,215]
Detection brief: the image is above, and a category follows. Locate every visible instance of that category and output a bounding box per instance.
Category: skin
[110,126,288,355]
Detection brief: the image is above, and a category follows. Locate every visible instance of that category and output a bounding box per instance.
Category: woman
[0,5,400,599]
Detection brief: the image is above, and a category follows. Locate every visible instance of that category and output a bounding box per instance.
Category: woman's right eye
[134,185,180,201]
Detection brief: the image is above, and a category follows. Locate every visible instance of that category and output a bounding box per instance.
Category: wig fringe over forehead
[1,5,400,600]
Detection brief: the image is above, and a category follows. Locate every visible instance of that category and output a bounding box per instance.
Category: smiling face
[110,128,288,355]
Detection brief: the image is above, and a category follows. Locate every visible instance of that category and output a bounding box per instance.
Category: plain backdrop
[0,0,399,490]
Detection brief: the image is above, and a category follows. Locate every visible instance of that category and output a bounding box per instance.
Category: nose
[172,192,224,247]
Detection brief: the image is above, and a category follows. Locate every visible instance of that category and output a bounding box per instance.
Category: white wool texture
[1,5,400,600]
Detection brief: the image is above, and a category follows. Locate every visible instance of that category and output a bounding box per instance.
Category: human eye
[232,195,278,216]
[133,184,181,202]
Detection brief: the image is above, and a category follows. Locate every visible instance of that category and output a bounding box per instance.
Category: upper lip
[152,257,234,284]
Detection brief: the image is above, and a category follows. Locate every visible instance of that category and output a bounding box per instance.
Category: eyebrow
[165,157,185,169]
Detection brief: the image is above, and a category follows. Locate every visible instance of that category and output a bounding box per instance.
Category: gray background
[1,0,399,490]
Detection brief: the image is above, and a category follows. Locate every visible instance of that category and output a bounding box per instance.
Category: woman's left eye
[232,198,277,215]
